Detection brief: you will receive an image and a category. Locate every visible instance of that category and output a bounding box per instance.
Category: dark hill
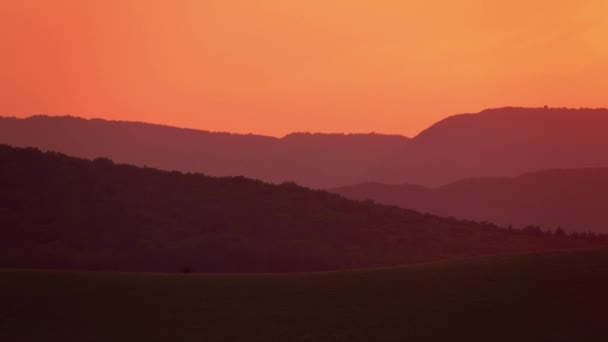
[0,145,601,273]
[333,168,608,233]
[3,251,608,341]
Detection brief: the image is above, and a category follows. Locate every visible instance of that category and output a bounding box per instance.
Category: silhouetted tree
[93,157,114,166]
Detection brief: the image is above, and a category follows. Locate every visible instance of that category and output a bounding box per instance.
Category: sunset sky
[1,0,607,137]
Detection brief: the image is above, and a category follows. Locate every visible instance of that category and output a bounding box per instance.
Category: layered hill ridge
[1,107,608,187]
[0,145,601,273]
[332,168,608,233]
[0,115,409,188]
[372,107,608,185]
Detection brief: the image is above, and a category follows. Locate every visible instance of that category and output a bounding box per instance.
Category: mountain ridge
[0,115,410,188]
[2,106,608,187]
[332,168,608,233]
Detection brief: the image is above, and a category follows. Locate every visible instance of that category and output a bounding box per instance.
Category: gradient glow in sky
[1,0,607,136]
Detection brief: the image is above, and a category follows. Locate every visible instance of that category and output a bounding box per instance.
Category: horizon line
[2,105,608,139]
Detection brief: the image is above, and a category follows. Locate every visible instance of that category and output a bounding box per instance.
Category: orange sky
[1,0,607,137]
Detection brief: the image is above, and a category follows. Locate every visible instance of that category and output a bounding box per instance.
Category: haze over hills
[2,107,608,188]
[0,145,602,273]
[0,108,608,188]
[333,168,608,233]
[0,115,409,188]
[368,107,608,186]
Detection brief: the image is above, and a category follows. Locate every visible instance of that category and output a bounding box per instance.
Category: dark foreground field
[2,250,608,341]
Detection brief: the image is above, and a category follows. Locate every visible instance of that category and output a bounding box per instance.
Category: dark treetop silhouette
[0,145,603,273]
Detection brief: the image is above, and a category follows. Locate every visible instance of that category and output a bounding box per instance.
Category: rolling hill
[369,107,608,186]
[2,107,608,187]
[332,168,608,233]
[0,145,602,273]
[2,250,608,341]
[0,115,409,188]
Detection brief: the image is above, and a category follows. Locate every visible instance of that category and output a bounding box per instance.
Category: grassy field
[2,250,608,341]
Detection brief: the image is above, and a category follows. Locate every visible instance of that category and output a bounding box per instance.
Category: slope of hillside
[0,115,409,188]
[0,145,602,273]
[333,168,608,233]
[2,250,608,341]
[371,107,608,185]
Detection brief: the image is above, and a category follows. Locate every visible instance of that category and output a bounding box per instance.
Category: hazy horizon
[3,1,608,136]
[5,105,608,138]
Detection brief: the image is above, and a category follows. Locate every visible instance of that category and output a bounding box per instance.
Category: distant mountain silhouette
[1,107,608,187]
[0,116,409,188]
[332,168,608,233]
[0,145,601,273]
[370,107,608,186]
